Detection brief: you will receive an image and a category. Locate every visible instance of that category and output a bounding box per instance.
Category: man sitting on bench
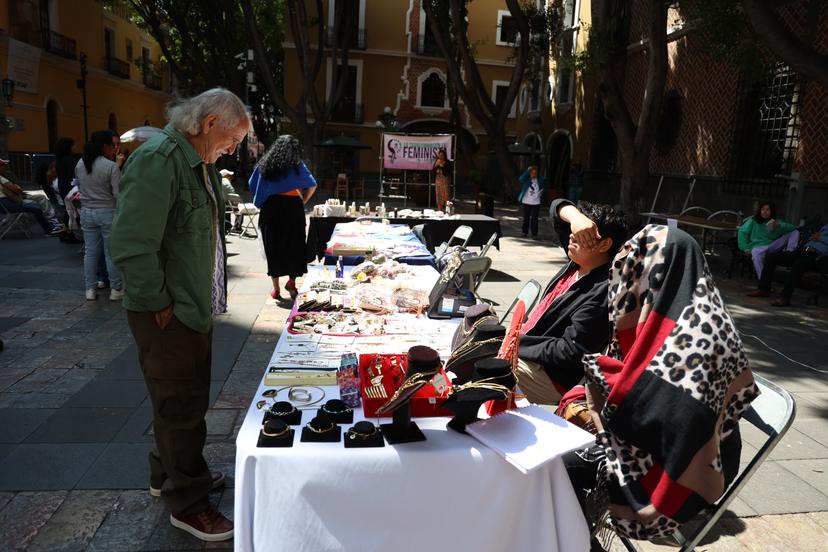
[749,223,828,307]
[516,199,627,404]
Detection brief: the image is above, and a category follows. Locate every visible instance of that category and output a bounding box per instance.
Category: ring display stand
[377,346,441,444]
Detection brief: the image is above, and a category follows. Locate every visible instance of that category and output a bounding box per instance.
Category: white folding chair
[617,372,796,552]
[236,202,260,239]
[479,231,499,258]
[434,224,473,257]
[498,279,542,325]
[0,200,33,239]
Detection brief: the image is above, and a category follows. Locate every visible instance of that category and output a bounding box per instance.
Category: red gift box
[358,353,453,418]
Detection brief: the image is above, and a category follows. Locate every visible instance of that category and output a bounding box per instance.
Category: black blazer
[518,198,611,390]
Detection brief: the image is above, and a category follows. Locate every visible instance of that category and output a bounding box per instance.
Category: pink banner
[383,134,454,170]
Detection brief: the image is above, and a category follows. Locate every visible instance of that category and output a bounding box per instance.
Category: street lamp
[1,79,14,106]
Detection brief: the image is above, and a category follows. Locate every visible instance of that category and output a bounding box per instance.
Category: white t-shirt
[522,178,542,206]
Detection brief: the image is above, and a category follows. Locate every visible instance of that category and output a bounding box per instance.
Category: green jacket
[737,216,796,252]
[110,124,225,334]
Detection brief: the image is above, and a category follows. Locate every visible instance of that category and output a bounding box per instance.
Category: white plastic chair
[479,231,499,258]
[618,372,796,552]
[498,279,542,325]
[236,202,260,239]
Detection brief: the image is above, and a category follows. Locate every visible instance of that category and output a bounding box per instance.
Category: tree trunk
[491,135,519,204]
[619,153,649,217]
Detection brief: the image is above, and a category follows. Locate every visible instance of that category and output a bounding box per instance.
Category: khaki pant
[127,310,213,516]
[515,358,563,405]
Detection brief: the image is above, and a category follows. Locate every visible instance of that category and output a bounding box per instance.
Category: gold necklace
[451,376,512,396]
[376,368,440,414]
[458,314,498,339]
[450,337,504,359]
[306,419,336,434]
[261,424,291,438]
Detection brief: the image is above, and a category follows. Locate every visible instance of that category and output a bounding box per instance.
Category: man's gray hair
[166,87,249,136]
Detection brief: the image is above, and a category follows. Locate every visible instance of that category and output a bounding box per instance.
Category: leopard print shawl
[584,225,759,539]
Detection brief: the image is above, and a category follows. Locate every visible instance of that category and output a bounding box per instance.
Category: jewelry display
[318,399,354,424]
[263,400,303,425]
[288,388,312,403]
[344,421,385,449]
[444,323,506,384]
[257,419,295,448]
[378,346,441,444]
[443,357,517,434]
[301,415,342,443]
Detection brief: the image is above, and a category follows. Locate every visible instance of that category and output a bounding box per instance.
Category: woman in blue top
[249,136,317,301]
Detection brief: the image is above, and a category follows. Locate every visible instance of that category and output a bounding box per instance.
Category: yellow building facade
[281,0,519,181]
[0,0,170,155]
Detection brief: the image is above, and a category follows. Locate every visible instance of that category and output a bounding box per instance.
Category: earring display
[358,352,452,418]
[344,421,385,448]
[263,401,303,426]
[301,415,342,443]
[442,357,517,434]
[444,322,506,384]
[257,419,295,448]
[318,399,354,424]
[377,346,442,444]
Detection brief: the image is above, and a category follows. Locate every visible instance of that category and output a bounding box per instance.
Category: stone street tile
[48,368,99,395]
[112,407,154,444]
[143,513,206,551]
[0,444,16,462]
[792,392,828,421]
[0,443,106,491]
[737,461,828,515]
[6,368,69,393]
[203,442,236,466]
[86,490,166,552]
[26,407,133,443]
[808,511,828,532]
[795,419,828,448]
[777,459,828,496]
[26,490,120,552]
[0,491,14,511]
[768,428,828,461]
[207,410,238,436]
[217,372,259,397]
[0,408,55,443]
[64,379,147,408]
[742,513,828,551]
[76,443,153,490]
[212,393,254,410]
[1,392,72,409]
[0,491,67,551]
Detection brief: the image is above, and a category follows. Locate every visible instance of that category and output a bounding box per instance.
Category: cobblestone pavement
[0,196,826,551]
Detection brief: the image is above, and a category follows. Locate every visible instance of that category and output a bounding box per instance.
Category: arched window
[108,113,118,133]
[46,100,59,152]
[420,72,446,108]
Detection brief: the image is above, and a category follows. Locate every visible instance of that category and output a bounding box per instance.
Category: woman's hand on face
[569,213,601,249]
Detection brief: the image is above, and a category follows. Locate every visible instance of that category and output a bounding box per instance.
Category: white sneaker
[85,289,97,301]
[110,288,125,301]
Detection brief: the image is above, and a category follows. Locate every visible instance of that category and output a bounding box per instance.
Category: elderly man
[0,159,65,236]
[110,88,250,542]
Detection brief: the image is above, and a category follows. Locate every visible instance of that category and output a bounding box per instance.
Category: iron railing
[104,56,131,79]
[326,28,366,50]
[143,70,163,90]
[45,30,76,59]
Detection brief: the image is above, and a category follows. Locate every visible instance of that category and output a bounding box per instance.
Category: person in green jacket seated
[517,165,547,239]
[737,201,799,279]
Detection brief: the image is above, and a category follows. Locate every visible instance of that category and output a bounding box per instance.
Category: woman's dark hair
[82,130,116,174]
[578,201,628,257]
[53,137,75,159]
[753,201,776,222]
[258,135,303,180]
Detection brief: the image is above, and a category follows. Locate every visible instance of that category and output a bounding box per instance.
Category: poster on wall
[8,38,41,95]
[382,133,454,171]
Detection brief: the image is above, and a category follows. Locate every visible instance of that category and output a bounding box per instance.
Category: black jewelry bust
[378,345,441,444]
[318,399,354,424]
[300,415,342,443]
[449,303,497,351]
[263,401,303,426]
[344,420,385,448]
[257,419,295,447]
[444,323,506,385]
[443,357,516,434]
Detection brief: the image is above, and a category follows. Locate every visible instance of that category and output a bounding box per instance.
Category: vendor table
[306,214,502,262]
[323,221,435,266]
[234,334,589,552]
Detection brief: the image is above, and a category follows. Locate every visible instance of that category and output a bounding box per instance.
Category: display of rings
[306,417,336,434]
[261,421,291,438]
[347,421,378,440]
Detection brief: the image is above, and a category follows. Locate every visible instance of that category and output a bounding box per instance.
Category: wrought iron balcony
[45,30,77,59]
[325,28,366,50]
[143,71,163,90]
[331,103,363,124]
[104,56,131,79]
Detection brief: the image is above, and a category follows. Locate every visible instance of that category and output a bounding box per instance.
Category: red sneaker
[170,508,233,542]
[150,471,225,498]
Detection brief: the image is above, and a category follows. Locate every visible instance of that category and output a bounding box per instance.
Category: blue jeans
[80,207,122,291]
[0,197,53,233]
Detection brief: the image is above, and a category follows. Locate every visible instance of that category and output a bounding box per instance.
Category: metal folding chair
[473,232,501,293]
[236,202,260,239]
[434,224,473,257]
[498,279,542,325]
[617,372,796,552]
[0,200,33,239]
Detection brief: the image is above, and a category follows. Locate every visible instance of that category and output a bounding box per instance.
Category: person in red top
[516,199,627,404]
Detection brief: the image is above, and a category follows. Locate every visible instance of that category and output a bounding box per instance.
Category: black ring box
[300,416,342,443]
[344,421,385,448]
[317,399,354,424]
[256,420,295,448]
[263,401,303,425]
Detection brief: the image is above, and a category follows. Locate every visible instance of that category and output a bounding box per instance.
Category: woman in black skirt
[249,136,317,301]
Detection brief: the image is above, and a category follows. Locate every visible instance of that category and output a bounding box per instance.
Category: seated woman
[738,201,798,280]
[559,225,758,548]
